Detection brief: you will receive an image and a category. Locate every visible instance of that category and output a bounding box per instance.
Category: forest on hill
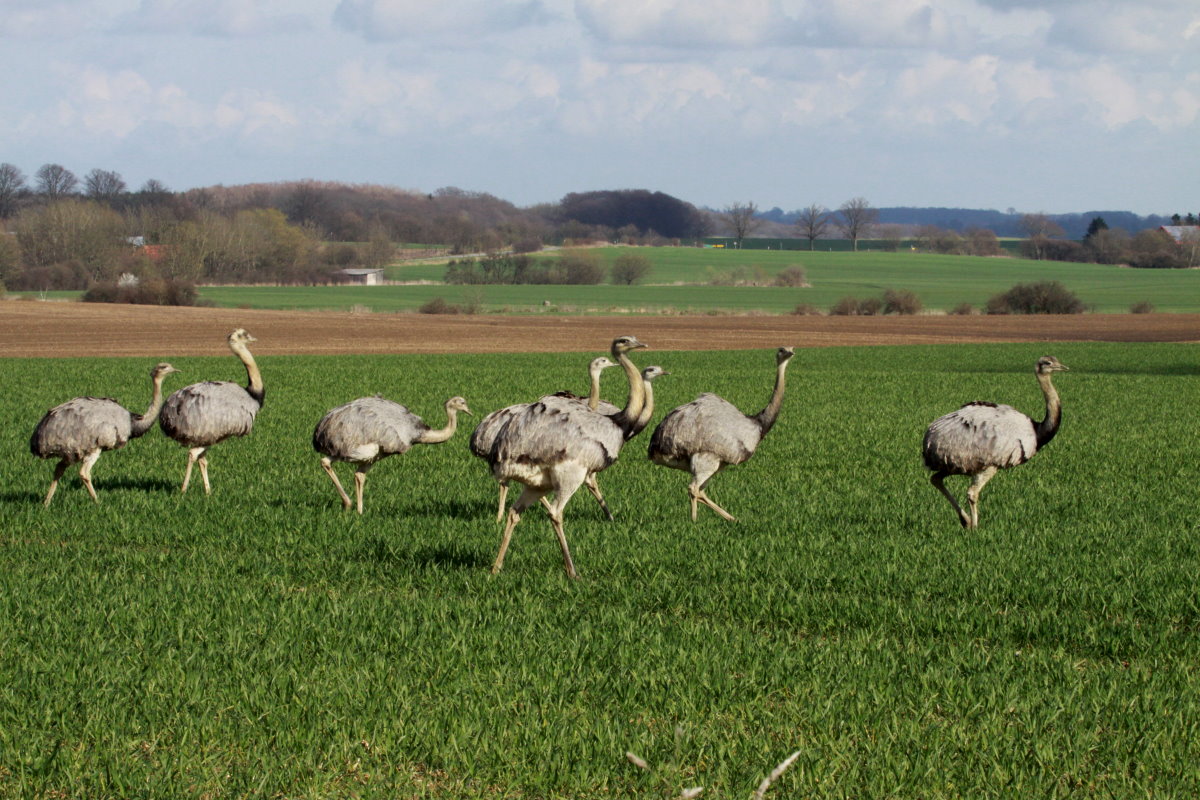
[0,161,1193,297]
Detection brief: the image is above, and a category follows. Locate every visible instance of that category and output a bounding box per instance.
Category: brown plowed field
[2,301,1197,357]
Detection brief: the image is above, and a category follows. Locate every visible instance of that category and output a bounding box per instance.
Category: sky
[1,0,1198,215]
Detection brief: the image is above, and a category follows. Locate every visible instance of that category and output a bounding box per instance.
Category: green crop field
[2,342,1198,798]
[267,250,1200,313]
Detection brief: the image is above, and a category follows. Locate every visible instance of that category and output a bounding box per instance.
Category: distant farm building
[1159,225,1200,244]
[338,268,385,285]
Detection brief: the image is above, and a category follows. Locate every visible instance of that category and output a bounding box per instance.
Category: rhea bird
[488,335,648,579]
[313,395,471,513]
[30,362,180,506]
[923,355,1068,529]
[159,328,263,494]
[573,363,668,520]
[470,356,617,522]
[471,358,666,523]
[648,347,794,522]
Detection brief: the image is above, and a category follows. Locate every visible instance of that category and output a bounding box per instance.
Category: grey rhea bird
[488,335,648,579]
[313,395,472,513]
[648,347,795,522]
[923,355,1068,529]
[470,356,618,523]
[30,362,180,506]
[159,328,264,495]
[574,363,669,521]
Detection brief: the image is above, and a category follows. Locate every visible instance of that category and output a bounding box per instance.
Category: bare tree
[35,163,79,200]
[965,227,1003,257]
[794,204,830,250]
[878,223,905,252]
[361,222,395,268]
[0,163,27,218]
[724,201,761,248]
[1018,213,1065,260]
[140,178,170,197]
[1018,213,1064,240]
[84,169,127,203]
[611,252,652,285]
[839,197,878,252]
[1180,228,1200,268]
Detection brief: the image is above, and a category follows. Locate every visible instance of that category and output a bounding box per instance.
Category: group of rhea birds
[30,328,1068,578]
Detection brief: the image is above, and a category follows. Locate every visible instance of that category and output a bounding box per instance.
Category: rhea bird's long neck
[130,374,169,437]
[587,366,604,411]
[419,404,460,444]
[233,342,265,405]
[752,359,790,435]
[1033,371,1062,449]
[611,349,645,436]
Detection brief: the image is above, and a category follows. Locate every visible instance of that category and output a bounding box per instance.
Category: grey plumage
[489,335,647,579]
[159,328,263,494]
[649,347,794,522]
[314,395,471,513]
[923,355,1068,528]
[470,356,618,523]
[571,364,668,520]
[30,362,179,506]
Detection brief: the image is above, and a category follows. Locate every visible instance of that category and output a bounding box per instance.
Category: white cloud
[889,54,1000,126]
[213,90,299,134]
[0,0,112,37]
[46,64,298,140]
[574,0,791,48]
[121,0,315,36]
[331,58,563,138]
[1046,2,1192,55]
[333,0,551,41]
[1070,66,1199,130]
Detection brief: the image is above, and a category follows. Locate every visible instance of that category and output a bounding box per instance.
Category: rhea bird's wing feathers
[159,381,260,446]
[649,394,761,467]
[469,402,530,459]
[30,397,132,460]
[923,401,1038,473]
[312,397,427,459]
[492,395,625,476]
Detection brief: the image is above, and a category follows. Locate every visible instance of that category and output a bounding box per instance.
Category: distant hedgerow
[882,288,922,315]
[82,278,202,306]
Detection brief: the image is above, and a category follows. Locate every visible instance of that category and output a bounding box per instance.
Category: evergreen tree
[1084,216,1108,242]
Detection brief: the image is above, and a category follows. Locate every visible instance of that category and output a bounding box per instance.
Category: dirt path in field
[2,300,1197,357]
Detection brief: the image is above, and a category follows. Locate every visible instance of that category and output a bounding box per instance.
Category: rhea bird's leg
[930,471,970,528]
[584,473,614,521]
[43,459,69,507]
[78,450,102,503]
[181,447,206,493]
[965,466,998,530]
[198,453,212,495]
[495,482,509,524]
[546,466,587,579]
[321,457,352,510]
[492,486,545,575]
[353,463,372,515]
[689,454,735,522]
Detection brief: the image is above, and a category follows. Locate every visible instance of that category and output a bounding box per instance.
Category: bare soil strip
[2,301,1196,358]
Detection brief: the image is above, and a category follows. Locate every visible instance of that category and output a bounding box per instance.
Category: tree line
[721,199,1196,267]
[0,164,716,294]
[1,161,1194,298]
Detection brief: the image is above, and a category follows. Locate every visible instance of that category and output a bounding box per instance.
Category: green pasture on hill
[701,236,1026,255]
[1,342,1197,797]
[14,249,1200,313]
[273,249,1200,313]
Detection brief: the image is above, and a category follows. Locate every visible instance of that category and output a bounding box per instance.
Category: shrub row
[793,283,1113,316]
[81,278,204,306]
